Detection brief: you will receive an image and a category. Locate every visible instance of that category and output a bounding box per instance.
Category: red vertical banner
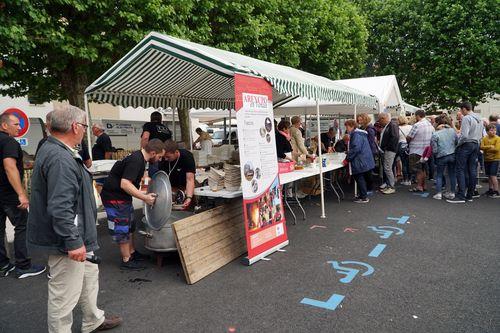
[234,73,289,265]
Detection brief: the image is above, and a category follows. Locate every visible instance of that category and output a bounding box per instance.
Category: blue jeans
[398,148,410,181]
[354,171,369,199]
[455,142,479,200]
[428,154,435,180]
[0,203,31,269]
[435,154,456,193]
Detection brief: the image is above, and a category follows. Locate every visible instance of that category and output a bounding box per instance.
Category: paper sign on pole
[234,74,289,265]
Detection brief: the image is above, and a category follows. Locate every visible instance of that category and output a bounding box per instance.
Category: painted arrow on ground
[387,216,410,224]
[343,227,359,233]
[301,294,345,311]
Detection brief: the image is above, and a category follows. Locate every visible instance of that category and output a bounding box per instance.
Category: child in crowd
[480,124,500,198]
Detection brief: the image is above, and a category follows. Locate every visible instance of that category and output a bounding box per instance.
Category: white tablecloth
[194,162,344,198]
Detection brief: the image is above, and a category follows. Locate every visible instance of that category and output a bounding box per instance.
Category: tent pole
[228,109,232,145]
[84,94,93,159]
[316,101,326,219]
[172,107,176,141]
[304,108,307,142]
[223,117,227,140]
[353,104,357,199]
[188,110,193,149]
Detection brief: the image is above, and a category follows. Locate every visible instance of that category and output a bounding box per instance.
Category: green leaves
[358,0,499,109]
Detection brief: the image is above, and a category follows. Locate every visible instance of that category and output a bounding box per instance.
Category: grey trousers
[383,150,397,187]
[47,255,105,333]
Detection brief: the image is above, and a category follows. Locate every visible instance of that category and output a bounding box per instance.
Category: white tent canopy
[336,75,403,113]
[189,108,235,121]
[402,102,419,114]
[275,98,376,116]
[276,75,410,116]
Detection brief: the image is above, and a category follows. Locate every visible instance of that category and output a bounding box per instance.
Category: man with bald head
[378,112,400,194]
[91,123,113,161]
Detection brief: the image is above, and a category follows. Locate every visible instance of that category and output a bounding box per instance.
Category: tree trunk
[60,63,89,110]
[178,108,191,148]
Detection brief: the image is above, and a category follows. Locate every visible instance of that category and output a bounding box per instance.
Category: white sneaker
[379,183,388,189]
[382,187,396,194]
[443,192,455,200]
[433,193,442,200]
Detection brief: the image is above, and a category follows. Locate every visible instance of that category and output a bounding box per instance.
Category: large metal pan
[144,171,172,231]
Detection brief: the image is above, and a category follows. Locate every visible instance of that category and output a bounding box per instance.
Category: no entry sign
[2,108,30,137]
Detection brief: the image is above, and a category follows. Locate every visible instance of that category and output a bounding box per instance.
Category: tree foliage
[357,0,500,109]
[0,0,199,108]
[186,0,368,80]
[0,0,368,110]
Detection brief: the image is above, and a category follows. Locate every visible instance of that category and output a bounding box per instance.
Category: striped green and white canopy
[85,32,378,110]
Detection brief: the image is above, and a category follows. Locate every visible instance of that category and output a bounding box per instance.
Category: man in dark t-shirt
[0,113,45,278]
[320,127,336,154]
[159,140,196,208]
[91,123,113,160]
[140,111,172,148]
[100,139,165,271]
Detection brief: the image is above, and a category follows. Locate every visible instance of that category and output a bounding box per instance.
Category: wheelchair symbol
[367,226,405,239]
[327,260,375,284]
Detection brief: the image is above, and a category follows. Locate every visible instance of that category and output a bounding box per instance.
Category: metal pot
[140,171,192,252]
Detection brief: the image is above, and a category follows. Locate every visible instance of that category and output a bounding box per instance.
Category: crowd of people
[352,102,499,203]
[273,102,500,204]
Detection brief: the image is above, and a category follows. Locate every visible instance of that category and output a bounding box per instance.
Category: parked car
[211,129,238,146]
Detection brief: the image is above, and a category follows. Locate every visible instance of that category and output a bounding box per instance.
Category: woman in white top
[398,116,413,185]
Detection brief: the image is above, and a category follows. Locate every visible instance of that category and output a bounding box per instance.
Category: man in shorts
[407,109,434,192]
[100,139,165,270]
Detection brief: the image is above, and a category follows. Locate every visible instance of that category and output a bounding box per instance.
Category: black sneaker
[472,191,480,198]
[120,260,146,271]
[15,264,46,279]
[354,198,369,204]
[1,263,15,277]
[446,197,466,204]
[489,191,500,199]
[130,250,150,262]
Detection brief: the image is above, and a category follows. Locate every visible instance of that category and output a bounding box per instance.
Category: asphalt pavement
[1,181,499,333]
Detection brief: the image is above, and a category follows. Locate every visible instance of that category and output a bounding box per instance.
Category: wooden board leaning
[172,201,246,284]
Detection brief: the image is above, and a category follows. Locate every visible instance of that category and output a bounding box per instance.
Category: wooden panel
[172,201,246,284]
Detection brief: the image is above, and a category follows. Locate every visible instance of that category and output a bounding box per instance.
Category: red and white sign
[235,74,288,265]
[2,108,30,137]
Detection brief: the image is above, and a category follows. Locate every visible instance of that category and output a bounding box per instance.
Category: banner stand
[234,73,289,266]
[242,240,289,266]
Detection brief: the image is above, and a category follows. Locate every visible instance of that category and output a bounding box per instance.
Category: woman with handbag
[397,116,412,185]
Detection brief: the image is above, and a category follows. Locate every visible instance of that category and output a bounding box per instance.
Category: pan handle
[138,230,153,238]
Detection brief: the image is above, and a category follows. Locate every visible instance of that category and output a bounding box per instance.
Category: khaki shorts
[409,154,423,174]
